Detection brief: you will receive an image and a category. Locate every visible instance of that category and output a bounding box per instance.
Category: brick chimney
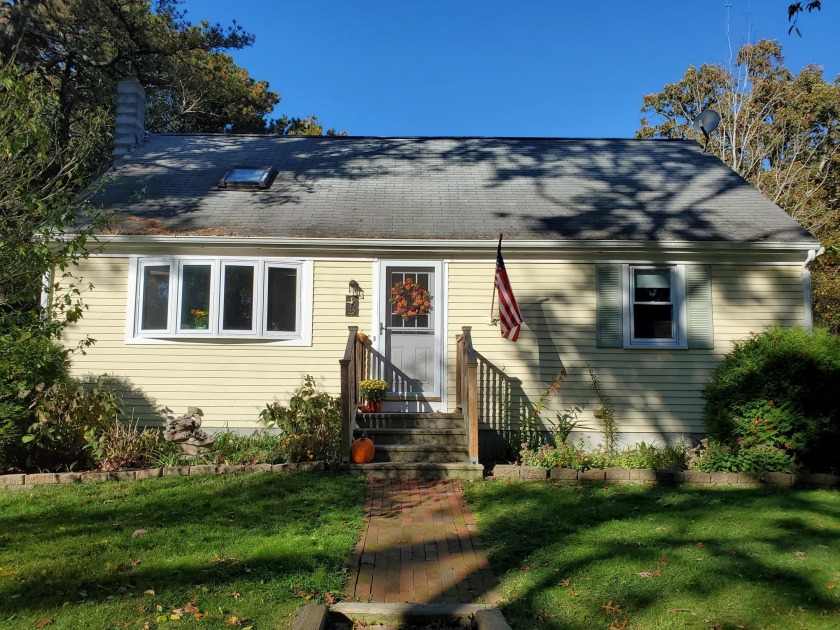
[114,77,146,159]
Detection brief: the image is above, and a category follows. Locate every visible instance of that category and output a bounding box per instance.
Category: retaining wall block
[795,472,840,488]
[216,465,247,475]
[81,472,110,483]
[492,465,520,480]
[549,467,579,481]
[736,472,761,486]
[297,461,325,471]
[189,465,217,476]
[655,470,685,484]
[629,469,657,481]
[26,473,60,485]
[708,472,740,486]
[683,471,712,485]
[0,474,25,486]
[246,464,274,473]
[580,469,606,481]
[604,468,630,481]
[271,463,291,473]
[57,472,82,484]
[520,466,548,480]
[162,466,190,477]
[135,468,162,480]
[111,471,136,482]
[763,472,793,485]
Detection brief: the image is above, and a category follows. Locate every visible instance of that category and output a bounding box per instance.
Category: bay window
[131,257,310,342]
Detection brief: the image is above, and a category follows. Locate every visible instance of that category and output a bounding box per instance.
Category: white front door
[375,261,444,411]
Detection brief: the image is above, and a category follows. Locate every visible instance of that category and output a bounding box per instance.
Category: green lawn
[0,472,366,629]
[464,481,840,630]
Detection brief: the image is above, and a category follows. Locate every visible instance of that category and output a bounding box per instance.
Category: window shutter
[686,264,714,349]
[596,264,622,348]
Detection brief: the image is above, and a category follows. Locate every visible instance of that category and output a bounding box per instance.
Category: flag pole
[489,233,502,322]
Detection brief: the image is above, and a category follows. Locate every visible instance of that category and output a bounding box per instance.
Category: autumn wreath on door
[389,277,431,319]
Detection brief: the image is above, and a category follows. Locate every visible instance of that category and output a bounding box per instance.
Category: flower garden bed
[491,464,840,489]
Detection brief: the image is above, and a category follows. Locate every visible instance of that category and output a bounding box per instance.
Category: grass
[0,472,366,629]
[464,481,840,629]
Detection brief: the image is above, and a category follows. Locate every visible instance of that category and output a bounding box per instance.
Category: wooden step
[339,462,484,480]
[357,412,464,430]
[354,427,467,446]
[371,443,469,464]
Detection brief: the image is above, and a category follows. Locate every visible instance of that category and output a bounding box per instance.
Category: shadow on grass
[0,472,367,619]
[463,482,840,629]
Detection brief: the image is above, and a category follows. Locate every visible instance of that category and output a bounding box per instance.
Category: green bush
[520,442,611,471]
[212,431,286,465]
[88,418,159,471]
[703,325,840,472]
[259,376,341,464]
[24,375,122,469]
[0,332,70,470]
[689,440,797,475]
[611,441,688,470]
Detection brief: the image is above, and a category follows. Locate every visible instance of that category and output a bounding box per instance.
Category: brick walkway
[344,479,499,604]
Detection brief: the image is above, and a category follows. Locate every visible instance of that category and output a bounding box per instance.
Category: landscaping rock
[56,472,82,484]
[271,463,291,473]
[189,465,217,476]
[293,604,327,630]
[111,471,136,482]
[604,468,630,481]
[135,468,162,480]
[81,472,111,483]
[246,464,273,473]
[763,472,793,485]
[708,472,739,486]
[683,471,712,485]
[736,472,761,486]
[549,467,578,481]
[161,466,190,477]
[795,472,840,488]
[579,469,605,481]
[491,465,520,479]
[629,469,657,482]
[26,473,59,485]
[298,461,325,471]
[0,474,25,486]
[217,465,246,474]
[520,466,547,480]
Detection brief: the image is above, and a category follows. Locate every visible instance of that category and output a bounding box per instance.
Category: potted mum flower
[359,378,387,412]
[191,308,209,329]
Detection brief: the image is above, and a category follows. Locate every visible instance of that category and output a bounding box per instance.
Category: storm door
[377,263,443,407]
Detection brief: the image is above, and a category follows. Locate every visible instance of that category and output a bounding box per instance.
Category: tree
[788,1,821,36]
[637,39,840,332]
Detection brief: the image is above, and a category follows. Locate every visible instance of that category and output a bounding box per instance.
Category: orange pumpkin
[350,434,375,464]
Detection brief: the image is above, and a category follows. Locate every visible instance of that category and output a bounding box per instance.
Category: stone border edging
[0,461,325,488]
[491,465,840,489]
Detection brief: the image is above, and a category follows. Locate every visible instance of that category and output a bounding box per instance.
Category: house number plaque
[345,295,359,317]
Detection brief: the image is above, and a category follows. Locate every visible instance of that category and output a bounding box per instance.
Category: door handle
[379,322,385,334]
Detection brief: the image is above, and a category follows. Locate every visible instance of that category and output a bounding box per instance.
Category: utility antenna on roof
[691,109,721,153]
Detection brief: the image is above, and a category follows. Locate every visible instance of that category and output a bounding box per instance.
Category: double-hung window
[625,265,686,349]
[131,257,310,343]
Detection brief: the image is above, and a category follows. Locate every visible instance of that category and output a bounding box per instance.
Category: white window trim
[622,264,687,349]
[126,256,313,346]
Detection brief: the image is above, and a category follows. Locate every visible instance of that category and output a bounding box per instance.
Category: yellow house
[62,80,821,465]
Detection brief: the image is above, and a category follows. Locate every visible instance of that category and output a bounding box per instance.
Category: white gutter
[802,246,825,331]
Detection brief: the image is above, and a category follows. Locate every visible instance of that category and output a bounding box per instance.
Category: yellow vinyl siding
[62,257,373,429]
[447,261,805,437]
[62,254,806,439]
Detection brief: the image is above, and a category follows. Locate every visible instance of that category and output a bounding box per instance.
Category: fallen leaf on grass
[602,600,624,614]
[229,592,241,599]
[560,578,572,587]
[324,593,336,605]
[669,608,695,615]
[608,619,628,630]
[794,551,806,558]
[143,589,155,596]
[827,584,836,590]
[183,603,199,614]
[132,529,148,538]
[130,559,141,567]
[695,543,705,548]
[194,612,208,620]
[522,566,531,573]
[35,619,52,628]
[226,616,242,626]
[636,569,662,578]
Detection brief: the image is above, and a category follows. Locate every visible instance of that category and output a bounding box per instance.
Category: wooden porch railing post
[459,326,479,464]
[339,326,360,464]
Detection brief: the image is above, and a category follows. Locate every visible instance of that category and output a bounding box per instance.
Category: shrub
[689,440,797,475]
[212,431,286,465]
[612,441,688,470]
[88,418,159,471]
[259,376,341,464]
[0,332,70,470]
[24,375,122,469]
[703,325,840,472]
[521,441,611,471]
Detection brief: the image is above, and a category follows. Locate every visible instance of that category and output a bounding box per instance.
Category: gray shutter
[686,264,714,349]
[596,264,622,348]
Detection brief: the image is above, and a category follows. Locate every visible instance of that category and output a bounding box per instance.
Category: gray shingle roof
[89,135,817,243]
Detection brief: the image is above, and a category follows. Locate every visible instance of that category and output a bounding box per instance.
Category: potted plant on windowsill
[359,379,387,413]
[191,308,208,330]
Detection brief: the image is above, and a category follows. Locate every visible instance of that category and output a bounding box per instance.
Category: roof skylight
[218,167,276,189]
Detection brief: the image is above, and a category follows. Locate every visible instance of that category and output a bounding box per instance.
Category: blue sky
[183,0,838,138]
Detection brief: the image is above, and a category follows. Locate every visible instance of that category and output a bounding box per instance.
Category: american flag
[495,237,523,341]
